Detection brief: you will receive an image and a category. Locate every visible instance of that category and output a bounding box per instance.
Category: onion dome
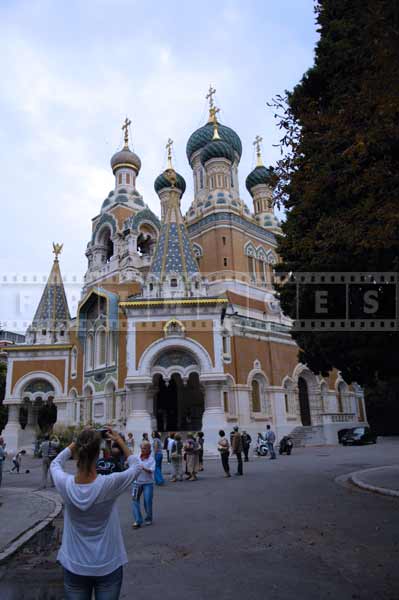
[200,139,235,166]
[154,168,186,195]
[245,165,274,194]
[186,121,242,165]
[110,147,141,174]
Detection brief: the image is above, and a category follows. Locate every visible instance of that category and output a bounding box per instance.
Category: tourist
[142,433,149,443]
[0,437,7,490]
[132,441,155,529]
[242,431,252,462]
[151,431,164,486]
[127,433,135,453]
[231,426,243,476]
[217,430,231,477]
[170,433,183,482]
[196,431,205,471]
[50,427,142,599]
[166,432,175,464]
[11,449,26,473]
[266,424,276,460]
[40,434,55,488]
[184,433,199,481]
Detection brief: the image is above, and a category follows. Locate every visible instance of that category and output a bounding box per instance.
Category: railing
[322,413,356,424]
[236,316,291,334]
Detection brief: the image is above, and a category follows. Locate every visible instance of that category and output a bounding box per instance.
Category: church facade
[3,93,367,453]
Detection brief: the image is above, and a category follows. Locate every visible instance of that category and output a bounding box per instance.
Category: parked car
[340,427,377,446]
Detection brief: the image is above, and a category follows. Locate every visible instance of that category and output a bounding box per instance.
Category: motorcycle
[279,436,293,455]
[256,434,268,457]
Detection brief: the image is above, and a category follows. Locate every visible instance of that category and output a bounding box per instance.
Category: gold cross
[52,242,63,261]
[253,135,263,166]
[206,84,216,109]
[209,106,220,124]
[122,117,131,147]
[166,138,174,169]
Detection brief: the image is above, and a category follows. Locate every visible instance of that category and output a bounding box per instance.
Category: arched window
[71,347,77,377]
[96,328,107,367]
[170,278,178,288]
[230,167,234,187]
[85,333,94,371]
[200,169,204,189]
[108,331,116,364]
[251,380,261,412]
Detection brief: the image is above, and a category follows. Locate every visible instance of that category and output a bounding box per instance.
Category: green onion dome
[110,146,141,173]
[186,121,242,164]
[154,168,186,195]
[200,139,235,166]
[245,165,273,194]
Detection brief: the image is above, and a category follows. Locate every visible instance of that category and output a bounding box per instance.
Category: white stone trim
[9,370,64,402]
[135,336,214,377]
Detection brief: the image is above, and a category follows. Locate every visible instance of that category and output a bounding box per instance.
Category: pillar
[2,404,24,454]
[200,375,228,455]
[125,381,152,451]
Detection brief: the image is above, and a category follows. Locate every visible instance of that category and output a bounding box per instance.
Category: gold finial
[52,242,63,261]
[253,135,264,167]
[210,106,221,140]
[122,117,131,148]
[206,84,216,111]
[166,138,174,169]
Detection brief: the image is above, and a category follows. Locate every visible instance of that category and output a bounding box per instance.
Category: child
[11,449,26,473]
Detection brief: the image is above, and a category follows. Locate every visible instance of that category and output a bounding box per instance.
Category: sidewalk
[0,487,63,562]
[350,465,399,497]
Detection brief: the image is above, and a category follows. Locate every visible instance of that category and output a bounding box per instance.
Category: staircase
[289,425,327,447]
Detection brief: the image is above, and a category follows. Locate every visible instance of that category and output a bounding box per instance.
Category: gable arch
[137,336,214,377]
[12,371,63,400]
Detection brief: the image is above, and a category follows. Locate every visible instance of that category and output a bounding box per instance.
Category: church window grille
[223,257,228,267]
[222,236,226,246]
[118,173,122,185]
[248,256,256,283]
[200,169,204,189]
[126,173,130,185]
[171,278,178,288]
[42,329,46,336]
[108,331,116,365]
[86,334,94,371]
[96,328,107,367]
[230,167,234,187]
[223,391,229,413]
[149,283,153,291]
[251,380,261,412]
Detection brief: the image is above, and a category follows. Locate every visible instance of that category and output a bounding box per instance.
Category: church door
[298,377,312,426]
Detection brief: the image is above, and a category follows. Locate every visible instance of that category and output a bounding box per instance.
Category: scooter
[279,436,293,455]
[256,434,268,457]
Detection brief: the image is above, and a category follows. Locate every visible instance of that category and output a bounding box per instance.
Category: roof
[32,258,71,325]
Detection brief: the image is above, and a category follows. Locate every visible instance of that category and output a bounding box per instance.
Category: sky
[0,0,318,328]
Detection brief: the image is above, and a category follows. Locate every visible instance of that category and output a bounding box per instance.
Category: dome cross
[206,84,216,110]
[166,138,174,169]
[122,117,132,148]
[253,135,264,167]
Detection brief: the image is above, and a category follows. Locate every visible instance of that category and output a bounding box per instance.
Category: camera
[96,428,109,439]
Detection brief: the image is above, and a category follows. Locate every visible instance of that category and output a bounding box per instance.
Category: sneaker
[132,522,141,529]
[144,520,152,526]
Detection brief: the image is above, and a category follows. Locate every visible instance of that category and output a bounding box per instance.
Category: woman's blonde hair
[76,429,101,474]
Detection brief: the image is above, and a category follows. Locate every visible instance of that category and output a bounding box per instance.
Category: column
[125,381,152,450]
[2,404,24,454]
[200,375,228,455]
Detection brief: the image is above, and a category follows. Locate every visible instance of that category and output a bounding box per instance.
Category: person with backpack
[217,430,231,477]
[266,424,276,460]
[151,431,164,486]
[183,434,199,481]
[170,433,183,482]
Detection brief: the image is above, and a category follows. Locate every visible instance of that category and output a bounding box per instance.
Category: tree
[271,0,399,387]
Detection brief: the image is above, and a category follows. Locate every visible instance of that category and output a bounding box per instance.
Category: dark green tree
[272,0,399,388]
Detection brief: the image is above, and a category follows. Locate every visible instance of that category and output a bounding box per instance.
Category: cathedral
[3,90,367,453]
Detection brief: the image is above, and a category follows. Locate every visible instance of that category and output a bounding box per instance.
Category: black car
[340,427,377,446]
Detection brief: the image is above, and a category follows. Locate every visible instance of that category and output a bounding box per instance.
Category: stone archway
[152,371,204,432]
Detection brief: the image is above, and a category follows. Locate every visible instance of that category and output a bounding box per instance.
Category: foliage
[271,0,399,386]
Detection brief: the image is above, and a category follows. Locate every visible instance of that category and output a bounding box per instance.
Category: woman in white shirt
[50,428,142,600]
[132,441,155,529]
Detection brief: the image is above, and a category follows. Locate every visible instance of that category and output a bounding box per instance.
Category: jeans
[267,442,276,459]
[235,452,243,475]
[243,445,250,461]
[11,459,20,473]
[220,451,230,474]
[63,566,123,600]
[42,457,53,488]
[132,483,154,524]
[154,452,164,485]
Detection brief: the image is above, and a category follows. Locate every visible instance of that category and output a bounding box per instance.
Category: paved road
[0,439,398,600]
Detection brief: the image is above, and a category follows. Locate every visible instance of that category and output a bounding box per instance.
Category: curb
[349,465,399,498]
[0,490,63,564]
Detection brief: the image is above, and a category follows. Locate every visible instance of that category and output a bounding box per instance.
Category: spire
[253,135,264,167]
[122,116,131,149]
[32,244,70,343]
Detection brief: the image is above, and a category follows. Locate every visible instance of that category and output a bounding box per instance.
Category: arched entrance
[153,372,204,432]
[298,376,312,426]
